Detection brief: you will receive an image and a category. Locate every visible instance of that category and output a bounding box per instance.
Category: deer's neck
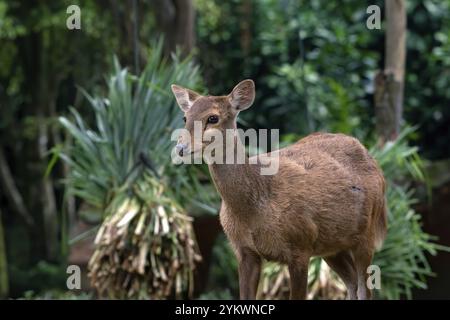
[208,131,269,215]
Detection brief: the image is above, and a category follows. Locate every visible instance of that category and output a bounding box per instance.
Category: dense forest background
[0,0,449,299]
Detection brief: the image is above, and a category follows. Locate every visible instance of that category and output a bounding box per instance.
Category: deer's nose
[176,143,187,157]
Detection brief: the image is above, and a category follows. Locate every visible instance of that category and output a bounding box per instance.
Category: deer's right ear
[171,85,201,112]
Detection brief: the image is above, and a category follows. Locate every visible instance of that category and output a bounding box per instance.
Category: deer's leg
[237,247,262,300]
[352,246,374,300]
[288,254,310,300]
[324,251,358,300]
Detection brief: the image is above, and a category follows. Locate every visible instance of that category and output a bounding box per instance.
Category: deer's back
[279,132,380,177]
[233,132,386,260]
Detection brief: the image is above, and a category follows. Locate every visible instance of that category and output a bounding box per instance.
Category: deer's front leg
[288,254,310,300]
[237,247,262,300]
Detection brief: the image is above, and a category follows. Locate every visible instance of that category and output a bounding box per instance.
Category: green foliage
[58,40,208,215]
[0,212,8,298]
[370,127,449,299]
[199,234,239,299]
[9,261,67,297]
[196,0,379,140]
[58,41,214,299]
[20,290,93,300]
[196,0,450,159]
[404,0,450,159]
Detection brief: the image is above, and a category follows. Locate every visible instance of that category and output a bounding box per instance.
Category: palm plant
[59,40,212,298]
[369,127,449,299]
[259,127,448,299]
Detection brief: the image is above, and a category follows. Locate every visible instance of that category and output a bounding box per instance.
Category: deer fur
[171,79,387,300]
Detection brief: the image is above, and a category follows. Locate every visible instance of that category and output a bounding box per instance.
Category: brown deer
[171,79,387,300]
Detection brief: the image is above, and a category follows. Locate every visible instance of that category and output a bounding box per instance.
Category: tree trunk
[27,30,60,261]
[240,0,252,56]
[152,0,195,56]
[0,148,34,227]
[0,209,8,298]
[374,0,406,142]
[38,114,59,261]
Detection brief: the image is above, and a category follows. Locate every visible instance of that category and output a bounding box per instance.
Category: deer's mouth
[189,148,203,156]
[179,147,202,158]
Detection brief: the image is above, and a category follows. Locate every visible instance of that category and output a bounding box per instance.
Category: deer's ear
[171,85,201,112]
[228,79,255,111]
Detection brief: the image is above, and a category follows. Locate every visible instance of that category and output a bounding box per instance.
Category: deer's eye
[183,116,186,123]
[207,115,219,124]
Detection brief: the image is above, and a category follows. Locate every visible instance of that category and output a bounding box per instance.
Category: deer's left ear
[228,79,255,111]
[171,85,201,112]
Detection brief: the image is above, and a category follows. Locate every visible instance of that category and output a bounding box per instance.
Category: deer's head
[171,79,255,159]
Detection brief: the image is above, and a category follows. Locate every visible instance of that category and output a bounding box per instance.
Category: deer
[171,79,387,300]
